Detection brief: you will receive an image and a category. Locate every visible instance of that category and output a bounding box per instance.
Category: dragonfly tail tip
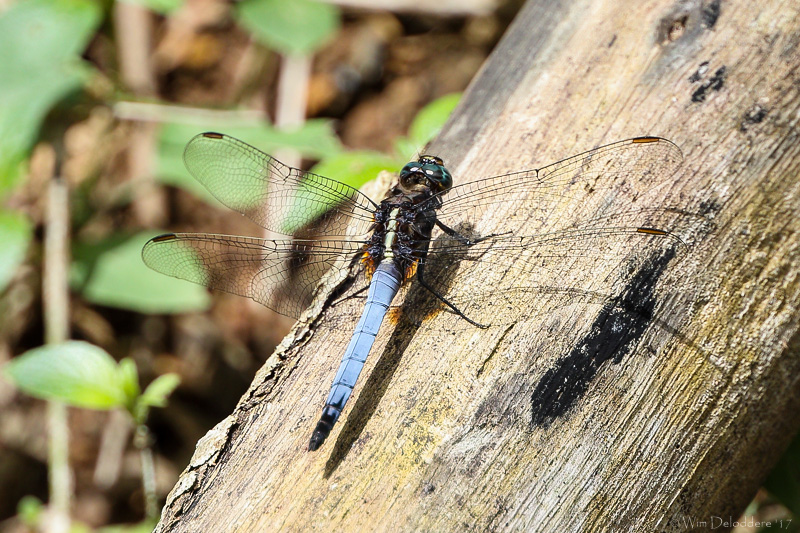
[308,431,327,451]
[308,409,338,451]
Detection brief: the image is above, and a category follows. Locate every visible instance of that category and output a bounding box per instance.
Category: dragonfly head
[399,155,452,194]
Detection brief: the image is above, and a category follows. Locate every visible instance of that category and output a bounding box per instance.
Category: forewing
[141,233,367,319]
[411,138,712,326]
[182,133,377,237]
[432,137,683,237]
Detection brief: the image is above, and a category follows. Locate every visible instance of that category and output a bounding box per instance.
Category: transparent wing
[422,208,711,312]
[429,137,683,236]
[141,232,368,318]
[183,132,378,237]
[409,138,712,323]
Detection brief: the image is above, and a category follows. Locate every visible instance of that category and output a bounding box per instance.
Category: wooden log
[155,0,800,530]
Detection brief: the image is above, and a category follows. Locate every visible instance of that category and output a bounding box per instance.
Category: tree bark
[155,0,800,531]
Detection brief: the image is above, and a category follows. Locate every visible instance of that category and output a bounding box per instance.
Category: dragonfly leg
[416,261,488,329]
[329,283,369,310]
[435,219,511,245]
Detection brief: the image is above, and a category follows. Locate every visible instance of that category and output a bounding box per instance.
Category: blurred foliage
[150,93,460,239]
[18,493,157,532]
[123,0,182,15]
[765,431,800,522]
[16,495,44,529]
[0,0,101,193]
[6,341,132,409]
[4,340,179,424]
[236,0,340,55]
[310,151,400,192]
[403,92,462,159]
[0,0,460,317]
[0,209,33,292]
[157,120,342,206]
[310,93,462,193]
[0,0,464,528]
[71,232,211,314]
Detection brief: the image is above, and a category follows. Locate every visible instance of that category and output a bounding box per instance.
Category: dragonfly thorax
[363,200,435,282]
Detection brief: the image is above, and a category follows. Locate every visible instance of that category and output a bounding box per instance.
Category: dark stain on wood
[702,0,722,28]
[691,66,727,102]
[529,246,678,428]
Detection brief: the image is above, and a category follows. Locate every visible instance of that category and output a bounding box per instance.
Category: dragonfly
[142,132,695,451]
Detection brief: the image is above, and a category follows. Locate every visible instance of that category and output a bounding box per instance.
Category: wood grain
[155,0,800,531]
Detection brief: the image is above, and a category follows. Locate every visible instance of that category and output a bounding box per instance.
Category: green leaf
[0,0,101,194]
[72,232,211,314]
[0,209,33,292]
[135,373,180,423]
[407,93,461,149]
[235,0,339,55]
[117,358,141,409]
[157,120,342,205]
[140,374,180,409]
[4,341,126,409]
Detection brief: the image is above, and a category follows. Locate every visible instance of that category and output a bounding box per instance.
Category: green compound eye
[400,156,452,192]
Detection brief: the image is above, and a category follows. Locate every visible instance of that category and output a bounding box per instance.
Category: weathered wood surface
[155,0,800,531]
